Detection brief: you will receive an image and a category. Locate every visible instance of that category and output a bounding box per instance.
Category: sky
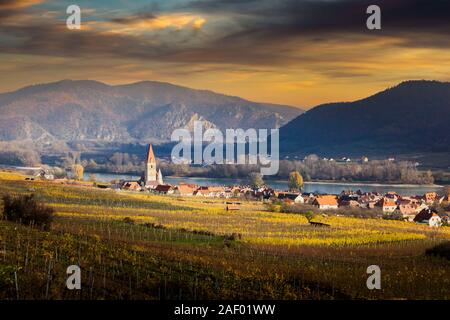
[0,0,449,108]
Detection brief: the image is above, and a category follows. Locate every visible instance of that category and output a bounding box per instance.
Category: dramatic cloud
[0,0,449,106]
[0,0,45,9]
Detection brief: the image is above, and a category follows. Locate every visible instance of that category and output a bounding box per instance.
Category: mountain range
[0,80,302,144]
[0,79,449,164]
[279,80,450,158]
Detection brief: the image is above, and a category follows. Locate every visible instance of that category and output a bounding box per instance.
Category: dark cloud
[0,0,448,69]
[181,0,450,47]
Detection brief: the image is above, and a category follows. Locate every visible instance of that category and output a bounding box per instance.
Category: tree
[72,164,84,181]
[288,171,304,191]
[304,211,316,223]
[249,172,264,189]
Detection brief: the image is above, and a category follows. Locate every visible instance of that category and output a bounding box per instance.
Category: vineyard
[0,171,449,299]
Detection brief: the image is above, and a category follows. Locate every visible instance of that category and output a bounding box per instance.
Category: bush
[266,203,280,212]
[122,217,135,224]
[225,233,242,241]
[144,222,166,229]
[425,242,450,260]
[2,194,54,230]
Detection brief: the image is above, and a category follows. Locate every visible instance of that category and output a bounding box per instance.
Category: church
[143,144,163,187]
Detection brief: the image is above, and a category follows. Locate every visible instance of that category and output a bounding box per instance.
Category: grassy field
[0,171,449,300]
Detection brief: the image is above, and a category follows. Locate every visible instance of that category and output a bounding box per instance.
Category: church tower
[145,144,157,185]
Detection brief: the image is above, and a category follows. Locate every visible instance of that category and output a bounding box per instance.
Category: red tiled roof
[155,184,173,192]
[377,198,397,207]
[177,185,195,194]
[315,195,338,206]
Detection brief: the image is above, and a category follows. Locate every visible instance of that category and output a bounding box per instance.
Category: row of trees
[249,171,304,191]
[55,152,436,185]
[159,157,433,184]
[276,155,434,184]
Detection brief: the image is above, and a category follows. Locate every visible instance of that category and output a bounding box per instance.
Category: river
[84,172,443,196]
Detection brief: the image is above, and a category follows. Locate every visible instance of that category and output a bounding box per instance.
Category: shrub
[425,242,450,260]
[144,222,166,229]
[225,233,242,241]
[266,203,280,212]
[2,194,54,230]
[123,217,135,224]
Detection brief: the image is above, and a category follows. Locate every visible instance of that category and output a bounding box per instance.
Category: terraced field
[0,171,449,299]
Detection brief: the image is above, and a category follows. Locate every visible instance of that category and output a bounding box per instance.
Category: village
[4,144,449,228]
[111,145,450,228]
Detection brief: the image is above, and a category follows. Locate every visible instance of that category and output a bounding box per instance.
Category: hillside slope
[0,80,302,144]
[279,81,450,157]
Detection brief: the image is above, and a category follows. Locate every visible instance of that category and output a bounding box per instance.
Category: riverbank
[82,169,442,187]
[302,180,443,188]
[84,172,444,196]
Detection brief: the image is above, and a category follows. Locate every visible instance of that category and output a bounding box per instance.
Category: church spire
[157,169,164,185]
[145,143,158,186]
[147,144,156,164]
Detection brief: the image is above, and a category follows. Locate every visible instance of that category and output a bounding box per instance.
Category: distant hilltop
[279,80,450,159]
[0,79,303,144]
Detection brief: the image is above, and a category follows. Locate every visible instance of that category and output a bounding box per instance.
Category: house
[358,194,380,209]
[193,189,211,197]
[414,209,442,227]
[396,204,419,221]
[302,193,316,204]
[227,186,242,197]
[340,199,360,207]
[35,169,54,180]
[208,186,226,197]
[121,181,142,192]
[396,202,429,221]
[193,186,225,197]
[154,184,175,195]
[365,201,378,209]
[339,194,360,207]
[277,192,304,204]
[397,197,417,205]
[384,192,399,202]
[376,198,398,214]
[423,192,438,204]
[253,187,274,200]
[313,195,339,210]
[441,214,450,225]
[174,184,196,196]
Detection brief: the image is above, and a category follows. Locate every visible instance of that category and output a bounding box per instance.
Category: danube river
[84,172,443,196]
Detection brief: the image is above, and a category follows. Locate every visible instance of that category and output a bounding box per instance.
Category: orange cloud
[0,0,45,9]
[88,13,207,35]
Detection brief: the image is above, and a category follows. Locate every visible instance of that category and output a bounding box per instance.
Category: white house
[277,192,304,204]
[313,195,339,210]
